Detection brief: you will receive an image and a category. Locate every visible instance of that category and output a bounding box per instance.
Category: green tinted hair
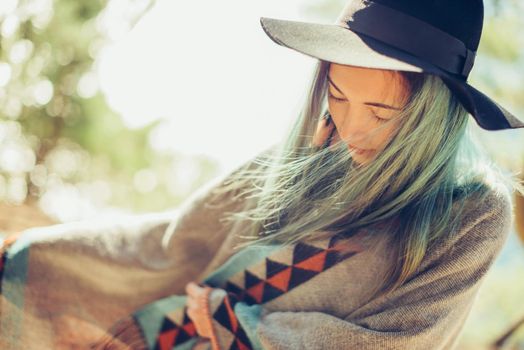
[209,59,523,298]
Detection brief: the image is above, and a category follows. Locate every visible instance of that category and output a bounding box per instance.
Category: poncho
[0,148,513,350]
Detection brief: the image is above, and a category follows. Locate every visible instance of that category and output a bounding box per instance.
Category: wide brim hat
[259,0,524,131]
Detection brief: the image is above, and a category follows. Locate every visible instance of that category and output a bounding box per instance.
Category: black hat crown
[336,0,484,81]
[373,0,484,52]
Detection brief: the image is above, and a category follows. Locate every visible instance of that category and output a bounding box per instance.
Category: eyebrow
[327,74,401,110]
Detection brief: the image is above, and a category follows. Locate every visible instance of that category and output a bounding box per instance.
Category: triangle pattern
[265,259,290,278]
[292,242,325,264]
[214,320,237,350]
[185,234,365,350]
[222,234,365,306]
[245,281,265,304]
[294,251,327,272]
[214,297,234,331]
[265,266,292,292]
[156,329,177,350]
[244,270,264,289]
[261,281,287,303]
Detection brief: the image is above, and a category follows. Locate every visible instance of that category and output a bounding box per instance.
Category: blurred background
[0,0,523,348]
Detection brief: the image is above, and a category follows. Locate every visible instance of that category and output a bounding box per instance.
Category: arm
[3,144,276,278]
[203,188,513,350]
[0,145,277,349]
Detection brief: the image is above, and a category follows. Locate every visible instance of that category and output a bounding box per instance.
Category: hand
[311,112,340,151]
[185,281,214,339]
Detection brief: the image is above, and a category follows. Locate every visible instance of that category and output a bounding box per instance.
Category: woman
[2,0,524,349]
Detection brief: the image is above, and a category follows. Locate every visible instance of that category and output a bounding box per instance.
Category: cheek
[370,124,398,150]
[328,107,399,150]
[370,131,390,149]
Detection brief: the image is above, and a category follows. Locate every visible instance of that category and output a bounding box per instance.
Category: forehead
[327,63,408,105]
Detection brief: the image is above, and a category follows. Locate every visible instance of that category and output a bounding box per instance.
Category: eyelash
[327,91,387,123]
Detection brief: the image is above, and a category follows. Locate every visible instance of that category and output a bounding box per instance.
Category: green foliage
[480,17,522,62]
[0,0,221,218]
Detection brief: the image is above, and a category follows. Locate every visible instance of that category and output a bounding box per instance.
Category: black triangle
[265,259,290,278]
[261,281,287,303]
[323,250,342,269]
[244,270,263,289]
[235,328,253,349]
[242,292,258,305]
[159,317,177,332]
[154,317,191,349]
[213,299,233,331]
[173,327,192,346]
[328,234,342,248]
[288,266,318,289]
[182,309,194,325]
[229,340,240,350]
[225,281,244,295]
[292,242,324,264]
[324,248,361,269]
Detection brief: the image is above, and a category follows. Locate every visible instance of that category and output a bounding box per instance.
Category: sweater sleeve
[158,144,276,277]
[203,188,513,350]
[0,145,276,294]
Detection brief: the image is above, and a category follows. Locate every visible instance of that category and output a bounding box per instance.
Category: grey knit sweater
[0,149,513,350]
[179,151,513,350]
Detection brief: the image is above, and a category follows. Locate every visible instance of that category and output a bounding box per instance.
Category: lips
[348,144,375,157]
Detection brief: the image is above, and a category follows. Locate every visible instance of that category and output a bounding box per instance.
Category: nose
[334,105,371,145]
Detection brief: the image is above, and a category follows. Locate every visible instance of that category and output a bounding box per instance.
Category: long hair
[208,59,524,298]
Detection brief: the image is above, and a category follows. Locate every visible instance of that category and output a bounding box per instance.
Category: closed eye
[327,90,346,103]
[327,91,388,123]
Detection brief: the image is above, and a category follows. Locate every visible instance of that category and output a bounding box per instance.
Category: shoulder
[456,180,513,240]
[422,181,513,268]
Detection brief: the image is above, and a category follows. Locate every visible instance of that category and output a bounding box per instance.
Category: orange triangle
[182,321,196,337]
[246,282,265,303]
[157,329,177,350]
[224,296,239,332]
[237,339,251,350]
[266,267,291,291]
[294,251,326,272]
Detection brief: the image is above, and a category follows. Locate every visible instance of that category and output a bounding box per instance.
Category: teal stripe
[235,302,265,350]
[135,243,284,349]
[0,233,32,343]
[202,244,282,288]
[133,295,187,349]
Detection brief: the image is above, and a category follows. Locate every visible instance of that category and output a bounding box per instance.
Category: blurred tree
[0,0,221,222]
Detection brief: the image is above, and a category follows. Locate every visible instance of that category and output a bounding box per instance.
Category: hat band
[341,2,476,79]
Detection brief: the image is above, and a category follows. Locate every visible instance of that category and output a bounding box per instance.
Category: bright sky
[97,0,318,173]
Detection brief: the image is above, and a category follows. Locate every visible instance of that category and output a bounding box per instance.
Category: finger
[312,114,334,147]
[185,282,200,295]
[186,295,197,310]
[328,126,341,151]
[186,306,195,318]
[185,308,204,335]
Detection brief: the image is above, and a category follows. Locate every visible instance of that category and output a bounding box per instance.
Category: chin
[349,151,374,166]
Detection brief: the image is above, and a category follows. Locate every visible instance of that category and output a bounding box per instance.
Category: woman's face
[327,63,411,165]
